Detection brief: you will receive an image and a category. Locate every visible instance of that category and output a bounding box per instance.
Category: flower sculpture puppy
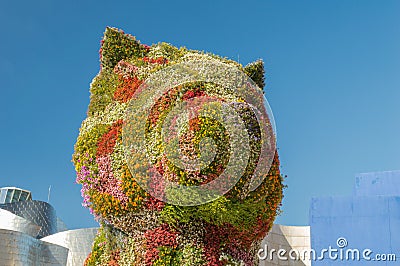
[73,27,284,266]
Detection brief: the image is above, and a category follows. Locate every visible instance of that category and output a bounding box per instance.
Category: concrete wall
[259,224,311,266]
[310,170,400,266]
[354,170,400,196]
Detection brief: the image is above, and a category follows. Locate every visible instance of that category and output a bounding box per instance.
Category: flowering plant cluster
[73,27,284,266]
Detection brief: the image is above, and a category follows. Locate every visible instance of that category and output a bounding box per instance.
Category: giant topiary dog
[73,27,284,266]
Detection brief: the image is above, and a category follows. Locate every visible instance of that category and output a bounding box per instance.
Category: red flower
[113,76,143,103]
[142,56,168,65]
[96,120,123,157]
[144,224,177,265]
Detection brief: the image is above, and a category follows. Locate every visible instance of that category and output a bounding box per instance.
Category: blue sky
[0,0,399,229]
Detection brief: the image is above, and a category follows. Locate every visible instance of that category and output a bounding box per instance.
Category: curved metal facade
[0,209,41,238]
[0,229,68,265]
[0,188,98,265]
[42,228,98,266]
[0,200,57,238]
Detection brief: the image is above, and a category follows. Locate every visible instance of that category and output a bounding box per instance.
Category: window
[5,189,13,203]
[20,191,28,201]
[12,189,21,202]
[0,189,6,203]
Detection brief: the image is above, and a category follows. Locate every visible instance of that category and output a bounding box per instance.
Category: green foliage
[87,70,119,115]
[153,247,182,266]
[160,196,266,230]
[180,244,205,266]
[73,123,110,172]
[85,224,127,266]
[101,27,148,70]
[244,60,265,91]
[85,227,107,266]
[118,237,142,265]
[147,42,188,61]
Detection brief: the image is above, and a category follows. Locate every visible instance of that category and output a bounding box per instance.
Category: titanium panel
[42,228,98,266]
[0,200,57,238]
[56,217,68,233]
[0,209,41,237]
[0,229,68,266]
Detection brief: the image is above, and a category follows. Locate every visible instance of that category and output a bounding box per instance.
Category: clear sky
[0,0,399,229]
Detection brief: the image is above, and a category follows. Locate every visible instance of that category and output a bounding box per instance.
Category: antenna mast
[48,185,51,203]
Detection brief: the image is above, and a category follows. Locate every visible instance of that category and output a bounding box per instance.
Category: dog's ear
[244,59,265,92]
[100,27,148,70]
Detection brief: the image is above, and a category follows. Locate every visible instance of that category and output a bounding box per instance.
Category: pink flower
[95,156,128,203]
